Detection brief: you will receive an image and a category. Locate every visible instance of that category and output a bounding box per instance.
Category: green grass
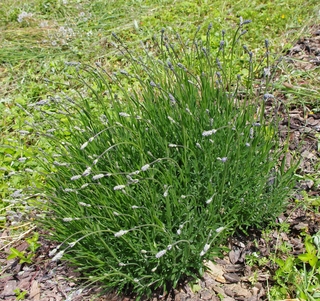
[1,0,320,299]
[0,0,319,101]
[275,55,320,110]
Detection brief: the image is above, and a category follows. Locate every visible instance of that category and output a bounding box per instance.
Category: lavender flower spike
[169,93,176,104]
[92,174,105,180]
[200,244,210,257]
[155,249,167,258]
[167,116,176,123]
[203,244,210,252]
[114,185,126,191]
[206,196,213,204]
[217,157,227,163]
[119,112,130,117]
[216,226,225,233]
[141,164,150,171]
[202,129,217,137]
[80,141,88,150]
[150,81,157,87]
[82,167,92,177]
[263,93,275,100]
[114,230,129,237]
[52,250,64,262]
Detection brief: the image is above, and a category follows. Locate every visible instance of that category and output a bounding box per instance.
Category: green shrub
[33,20,296,298]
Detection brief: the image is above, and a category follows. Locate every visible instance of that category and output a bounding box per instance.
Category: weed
[13,288,28,301]
[246,252,269,267]
[6,233,40,264]
[269,232,320,300]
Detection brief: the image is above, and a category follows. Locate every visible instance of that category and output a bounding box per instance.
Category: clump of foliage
[32,20,296,298]
[7,233,41,264]
[269,232,320,300]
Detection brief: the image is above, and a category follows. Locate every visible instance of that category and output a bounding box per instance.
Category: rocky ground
[1,26,319,301]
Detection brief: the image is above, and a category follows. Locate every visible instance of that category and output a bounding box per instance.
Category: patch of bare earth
[1,26,320,301]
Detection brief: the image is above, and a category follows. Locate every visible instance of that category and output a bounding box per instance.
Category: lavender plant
[34,20,296,298]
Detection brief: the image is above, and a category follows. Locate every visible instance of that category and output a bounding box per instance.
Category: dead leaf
[224,273,241,283]
[204,260,226,283]
[224,283,252,298]
[229,249,242,264]
[283,82,294,89]
[30,280,41,301]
